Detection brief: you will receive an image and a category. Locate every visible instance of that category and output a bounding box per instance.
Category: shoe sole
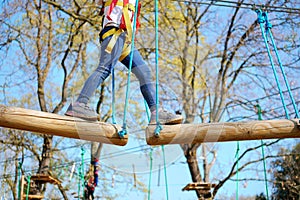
[165,117,183,125]
[149,117,183,125]
[65,111,98,121]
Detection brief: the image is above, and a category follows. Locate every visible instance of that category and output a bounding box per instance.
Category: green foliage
[255,193,267,200]
[1,0,300,199]
[270,143,300,200]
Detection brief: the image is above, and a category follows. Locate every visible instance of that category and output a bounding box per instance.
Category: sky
[85,139,279,199]
[0,1,299,199]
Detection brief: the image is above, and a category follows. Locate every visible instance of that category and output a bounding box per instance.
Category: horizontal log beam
[0,105,127,146]
[146,119,300,145]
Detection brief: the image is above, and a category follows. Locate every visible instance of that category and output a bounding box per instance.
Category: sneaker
[65,102,98,121]
[149,109,183,125]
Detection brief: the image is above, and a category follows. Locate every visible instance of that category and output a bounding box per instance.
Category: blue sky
[1,1,299,199]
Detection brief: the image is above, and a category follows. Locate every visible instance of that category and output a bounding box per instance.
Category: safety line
[147,148,153,200]
[256,104,270,199]
[112,68,116,124]
[171,0,300,14]
[262,12,299,118]
[162,145,169,200]
[119,0,141,138]
[256,9,289,119]
[154,0,162,136]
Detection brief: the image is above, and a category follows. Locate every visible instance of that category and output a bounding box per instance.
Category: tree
[270,143,300,200]
[1,0,299,199]
[256,193,267,200]
[139,0,300,199]
[0,0,141,198]
[0,0,97,197]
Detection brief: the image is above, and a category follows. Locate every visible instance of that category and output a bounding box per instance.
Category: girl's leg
[120,49,156,111]
[65,31,127,120]
[120,49,183,124]
[77,32,127,104]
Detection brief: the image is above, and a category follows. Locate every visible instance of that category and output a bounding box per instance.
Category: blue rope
[77,165,81,200]
[25,174,31,200]
[144,100,151,122]
[256,104,270,199]
[18,162,22,200]
[112,68,116,124]
[255,9,289,119]
[262,12,299,118]
[81,147,85,198]
[147,148,153,200]
[161,145,169,200]
[118,0,140,138]
[154,0,162,136]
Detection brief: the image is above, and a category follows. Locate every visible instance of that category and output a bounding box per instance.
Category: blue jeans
[77,28,156,111]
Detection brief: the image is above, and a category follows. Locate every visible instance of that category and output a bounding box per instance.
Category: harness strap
[122,2,133,41]
[101,27,118,41]
[103,0,140,60]
[106,0,120,20]
[119,42,131,61]
[105,28,124,54]
[105,0,135,11]
[101,27,132,61]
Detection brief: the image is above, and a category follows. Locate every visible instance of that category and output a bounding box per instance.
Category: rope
[77,147,85,199]
[77,165,81,200]
[118,0,140,138]
[161,145,169,200]
[146,145,169,200]
[154,0,162,136]
[261,12,299,119]
[25,174,31,200]
[145,100,151,122]
[256,104,270,200]
[255,9,290,119]
[172,0,300,14]
[147,148,153,200]
[81,147,85,199]
[17,162,22,200]
[112,68,117,124]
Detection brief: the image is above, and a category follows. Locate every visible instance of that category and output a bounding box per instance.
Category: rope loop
[119,0,140,138]
[118,125,127,138]
[255,9,265,24]
[255,9,299,119]
[154,122,162,137]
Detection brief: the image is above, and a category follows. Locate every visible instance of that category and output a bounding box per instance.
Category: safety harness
[102,0,141,61]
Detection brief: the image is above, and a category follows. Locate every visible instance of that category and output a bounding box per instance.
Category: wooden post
[0,105,127,146]
[146,119,300,145]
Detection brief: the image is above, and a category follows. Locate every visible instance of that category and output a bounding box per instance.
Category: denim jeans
[77,29,156,111]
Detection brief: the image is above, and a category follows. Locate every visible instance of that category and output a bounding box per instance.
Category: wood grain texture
[146,119,300,145]
[0,105,127,146]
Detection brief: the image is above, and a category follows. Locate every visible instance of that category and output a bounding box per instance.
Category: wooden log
[0,105,127,146]
[146,119,300,145]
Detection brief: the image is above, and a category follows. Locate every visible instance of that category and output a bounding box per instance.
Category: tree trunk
[37,135,53,193]
[182,144,205,198]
